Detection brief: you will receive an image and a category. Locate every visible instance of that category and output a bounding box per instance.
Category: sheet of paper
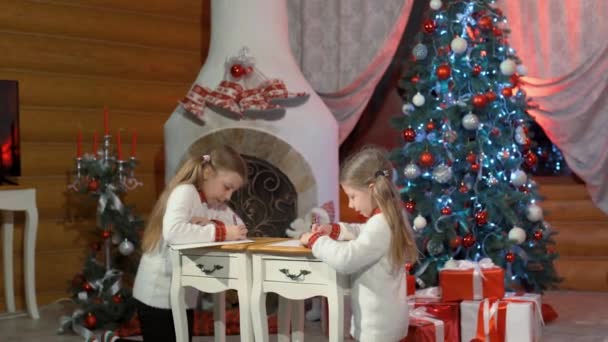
[170,239,254,250]
[268,239,304,248]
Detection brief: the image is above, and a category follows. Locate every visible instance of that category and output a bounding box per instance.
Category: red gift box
[407,275,416,296]
[439,259,504,302]
[400,309,445,342]
[409,298,460,342]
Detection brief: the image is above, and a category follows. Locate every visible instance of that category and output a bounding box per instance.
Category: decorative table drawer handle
[279,268,311,280]
[196,264,223,275]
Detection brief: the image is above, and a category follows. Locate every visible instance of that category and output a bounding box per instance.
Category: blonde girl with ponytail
[300,146,418,342]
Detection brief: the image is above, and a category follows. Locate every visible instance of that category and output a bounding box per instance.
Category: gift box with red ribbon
[460,293,543,342]
[400,305,445,342]
[408,297,460,342]
[439,258,505,302]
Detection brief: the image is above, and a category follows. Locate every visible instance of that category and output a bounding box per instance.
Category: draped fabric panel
[498,0,608,213]
[287,0,413,143]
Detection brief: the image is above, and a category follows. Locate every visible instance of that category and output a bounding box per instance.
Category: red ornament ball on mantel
[230,64,245,78]
[463,233,476,248]
[84,312,97,330]
[402,128,416,142]
[423,19,437,34]
[475,210,488,225]
[472,65,482,76]
[505,251,515,263]
[441,207,452,215]
[404,200,416,213]
[436,64,452,80]
[419,151,435,167]
[450,236,462,249]
[472,94,488,108]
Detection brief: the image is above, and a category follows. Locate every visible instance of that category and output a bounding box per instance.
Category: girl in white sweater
[300,147,418,342]
[112,146,248,342]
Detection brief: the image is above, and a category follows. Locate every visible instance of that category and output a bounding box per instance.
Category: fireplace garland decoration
[180,47,310,122]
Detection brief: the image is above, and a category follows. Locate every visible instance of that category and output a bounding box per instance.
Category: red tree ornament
[402,128,416,142]
[436,64,452,80]
[471,163,480,172]
[466,152,477,164]
[426,120,436,132]
[230,64,245,78]
[463,233,476,248]
[492,26,503,36]
[112,294,122,304]
[485,91,497,102]
[533,230,543,241]
[419,151,435,167]
[84,312,97,329]
[102,230,111,239]
[411,75,420,84]
[423,19,437,34]
[510,74,519,86]
[87,179,99,192]
[83,282,94,292]
[441,207,452,215]
[524,151,538,167]
[505,251,515,263]
[472,94,488,108]
[404,200,416,213]
[475,210,488,225]
[491,127,501,136]
[478,16,493,30]
[472,65,482,76]
[502,87,513,97]
[450,236,462,249]
[459,183,469,193]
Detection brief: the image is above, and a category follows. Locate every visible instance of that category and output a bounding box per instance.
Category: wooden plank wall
[0,0,210,311]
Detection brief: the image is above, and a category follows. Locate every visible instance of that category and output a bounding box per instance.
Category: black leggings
[116,300,194,342]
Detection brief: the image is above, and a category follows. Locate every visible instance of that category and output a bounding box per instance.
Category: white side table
[0,186,39,319]
[169,238,282,342]
[248,239,349,342]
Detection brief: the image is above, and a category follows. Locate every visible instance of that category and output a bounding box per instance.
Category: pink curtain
[499,0,608,214]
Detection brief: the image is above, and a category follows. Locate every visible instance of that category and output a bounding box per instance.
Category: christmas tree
[59,109,144,339]
[391,0,560,292]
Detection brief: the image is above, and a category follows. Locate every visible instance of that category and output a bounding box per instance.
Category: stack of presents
[402,258,544,342]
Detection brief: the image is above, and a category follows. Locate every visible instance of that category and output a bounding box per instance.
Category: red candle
[130,129,137,158]
[77,129,83,157]
[116,129,122,160]
[103,106,109,135]
[92,131,98,156]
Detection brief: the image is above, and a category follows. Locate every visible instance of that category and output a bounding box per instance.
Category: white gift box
[460,293,543,342]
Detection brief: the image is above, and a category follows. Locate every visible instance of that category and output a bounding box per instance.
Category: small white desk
[1,186,39,319]
[169,238,282,342]
[248,239,349,342]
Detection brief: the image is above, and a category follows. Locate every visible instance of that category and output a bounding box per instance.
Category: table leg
[277,296,292,342]
[2,211,15,314]
[291,299,305,342]
[238,255,254,342]
[213,292,226,342]
[24,207,39,319]
[170,250,188,342]
[327,286,344,342]
[250,255,269,342]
